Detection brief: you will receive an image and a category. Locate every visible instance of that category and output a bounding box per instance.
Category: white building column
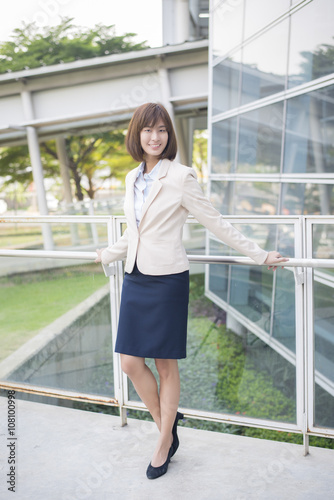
[162,0,190,45]
[175,0,190,43]
[174,117,189,165]
[55,136,72,205]
[158,66,188,164]
[21,90,53,249]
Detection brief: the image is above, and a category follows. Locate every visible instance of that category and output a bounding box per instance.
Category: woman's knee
[155,358,178,379]
[120,354,144,377]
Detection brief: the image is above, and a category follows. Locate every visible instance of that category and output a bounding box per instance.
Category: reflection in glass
[241,20,288,104]
[230,265,273,332]
[233,181,279,215]
[288,0,334,88]
[283,86,334,175]
[210,180,234,215]
[276,223,296,259]
[314,270,334,429]
[312,224,334,260]
[232,221,278,258]
[237,103,284,174]
[213,53,241,114]
[212,118,237,174]
[281,183,334,216]
[208,238,231,303]
[0,262,113,396]
[212,0,244,58]
[272,269,296,352]
[243,0,290,39]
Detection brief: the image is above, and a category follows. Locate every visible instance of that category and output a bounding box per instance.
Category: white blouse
[134,160,162,226]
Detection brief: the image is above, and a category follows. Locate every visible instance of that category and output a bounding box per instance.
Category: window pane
[288,0,334,88]
[283,86,334,175]
[241,20,288,104]
[237,103,284,174]
[213,52,241,114]
[233,181,279,215]
[230,265,273,332]
[272,268,296,352]
[314,270,334,429]
[244,0,290,39]
[208,239,230,303]
[210,180,234,214]
[312,223,334,260]
[212,0,244,58]
[272,224,296,351]
[280,183,334,215]
[212,118,238,174]
[311,223,334,429]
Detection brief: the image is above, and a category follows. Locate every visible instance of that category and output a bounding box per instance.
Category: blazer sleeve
[100,229,129,265]
[181,169,268,265]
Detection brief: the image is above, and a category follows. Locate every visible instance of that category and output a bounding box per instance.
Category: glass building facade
[210,0,334,216]
[208,0,334,418]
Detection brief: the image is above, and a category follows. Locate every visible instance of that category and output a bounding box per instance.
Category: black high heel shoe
[146,447,173,480]
[171,411,184,457]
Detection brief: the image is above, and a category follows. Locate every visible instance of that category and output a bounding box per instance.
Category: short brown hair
[125,102,177,162]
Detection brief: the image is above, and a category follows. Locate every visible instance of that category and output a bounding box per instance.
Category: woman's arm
[95,229,129,264]
[181,169,288,268]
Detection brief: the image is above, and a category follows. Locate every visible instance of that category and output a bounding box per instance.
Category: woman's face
[140,122,168,160]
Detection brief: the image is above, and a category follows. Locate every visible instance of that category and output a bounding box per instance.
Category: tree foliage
[0,17,148,73]
[41,131,136,201]
[0,19,146,203]
[0,145,58,188]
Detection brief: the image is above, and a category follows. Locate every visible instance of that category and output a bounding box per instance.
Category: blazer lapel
[139,159,170,226]
[125,167,139,230]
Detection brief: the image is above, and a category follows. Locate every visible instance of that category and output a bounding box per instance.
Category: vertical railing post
[293,217,307,454]
[109,217,127,426]
[304,217,315,450]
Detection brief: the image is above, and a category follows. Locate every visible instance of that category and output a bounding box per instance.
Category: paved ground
[0,397,333,500]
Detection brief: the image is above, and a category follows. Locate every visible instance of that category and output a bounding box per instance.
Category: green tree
[0,145,59,188]
[0,17,148,73]
[41,130,136,200]
[0,19,147,202]
[192,129,208,182]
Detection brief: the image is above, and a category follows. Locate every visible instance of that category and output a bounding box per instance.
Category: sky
[0,0,163,47]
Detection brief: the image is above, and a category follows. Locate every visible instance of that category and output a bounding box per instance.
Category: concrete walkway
[0,397,333,500]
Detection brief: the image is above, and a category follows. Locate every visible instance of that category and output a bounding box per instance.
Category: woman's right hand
[95,248,104,263]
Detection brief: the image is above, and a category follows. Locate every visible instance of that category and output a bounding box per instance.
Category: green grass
[0,264,107,361]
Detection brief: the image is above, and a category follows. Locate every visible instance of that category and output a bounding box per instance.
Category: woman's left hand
[264,251,289,271]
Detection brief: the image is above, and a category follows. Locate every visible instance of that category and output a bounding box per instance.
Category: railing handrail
[0,248,334,268]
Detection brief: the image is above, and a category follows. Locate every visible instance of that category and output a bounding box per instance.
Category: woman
[95,102,288,480]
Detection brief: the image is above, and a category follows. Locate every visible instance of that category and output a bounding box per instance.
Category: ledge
[0,397,333,499]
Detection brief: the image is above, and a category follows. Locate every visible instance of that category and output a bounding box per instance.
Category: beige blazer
[101,159,268,274]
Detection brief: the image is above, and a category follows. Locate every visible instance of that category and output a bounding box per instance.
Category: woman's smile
[140,122,168,161]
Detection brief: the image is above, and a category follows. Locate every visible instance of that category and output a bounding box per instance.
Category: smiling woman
[95,102,287,481]
[125,102,177,165]
[140,124,168,170]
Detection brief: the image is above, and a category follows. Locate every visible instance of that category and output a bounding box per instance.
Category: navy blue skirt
[115,263,189,359]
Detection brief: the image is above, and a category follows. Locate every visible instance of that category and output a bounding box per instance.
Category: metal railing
[0,215,333,456]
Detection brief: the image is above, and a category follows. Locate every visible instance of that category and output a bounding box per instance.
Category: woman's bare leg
[150,358,180,467]
[120,354,161,429]
[120,355,180,468]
